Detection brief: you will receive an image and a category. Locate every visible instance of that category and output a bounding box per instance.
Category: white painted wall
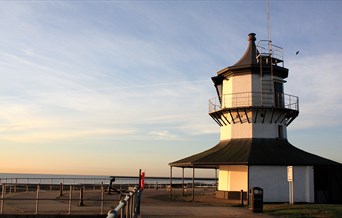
[220,123,253,140]
[231,123,252,139]
[249,166,314,203]
[220,73,251,140]
[252,74,261,93]
[221,74,252,108]
[219,73,289,140]
[220,125,232,140]
[222,76,233,107]
[252,123,287,139]
[232,74,252,94]
[220,115,287,140]
[293,166,315,202]
[218,167,229,191]
[218,165,248,191]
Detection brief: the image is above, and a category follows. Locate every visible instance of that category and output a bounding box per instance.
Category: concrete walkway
[0,188,275,217]
[0,190,115,216]
[139,189,275,218]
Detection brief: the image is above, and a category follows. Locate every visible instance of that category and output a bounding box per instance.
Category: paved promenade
[139,189,275,218]
[0,188,275,217]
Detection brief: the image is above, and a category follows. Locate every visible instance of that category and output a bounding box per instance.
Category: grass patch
[263,204,342,218]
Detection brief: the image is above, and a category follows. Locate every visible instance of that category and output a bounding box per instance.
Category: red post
[140,172,145,190]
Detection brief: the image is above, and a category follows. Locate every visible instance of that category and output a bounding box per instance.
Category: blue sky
[0,1,341,177]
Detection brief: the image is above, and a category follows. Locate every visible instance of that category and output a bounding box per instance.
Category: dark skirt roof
[169,138,341,168]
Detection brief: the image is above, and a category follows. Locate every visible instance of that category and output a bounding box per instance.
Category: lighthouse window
[274,82,284,108]
[278,125,284,139]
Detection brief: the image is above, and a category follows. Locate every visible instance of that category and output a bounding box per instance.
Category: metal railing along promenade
[0,176,215,215]
[0,177,143,216]
[107,187,142,218]
[0,183,113,215]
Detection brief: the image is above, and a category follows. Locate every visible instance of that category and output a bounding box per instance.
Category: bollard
[35,185,40,215]
[68,185,72,214]
[100,185,104,214]
[79,187,84,206]
[14,179,17,193]
[59,183,63,196]
[1,184,5,214]
[240,189,244,206]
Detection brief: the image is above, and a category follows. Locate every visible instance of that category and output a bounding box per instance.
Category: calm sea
[0,173,215,185]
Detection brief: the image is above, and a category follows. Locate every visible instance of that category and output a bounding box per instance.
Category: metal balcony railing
[209,92,299,113]
[257,40,284,67]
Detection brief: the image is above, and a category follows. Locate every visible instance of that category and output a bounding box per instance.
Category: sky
[0,1,341,177]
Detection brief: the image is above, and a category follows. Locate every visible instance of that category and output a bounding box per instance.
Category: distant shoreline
[0,172,216,181]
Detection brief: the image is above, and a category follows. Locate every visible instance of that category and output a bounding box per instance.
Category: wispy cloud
[148,130,179,140]
[287,53,342,129]
[0,74,216,143]
[0,1,341,175]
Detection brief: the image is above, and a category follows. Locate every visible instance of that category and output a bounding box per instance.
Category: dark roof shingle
[169,138,341,168]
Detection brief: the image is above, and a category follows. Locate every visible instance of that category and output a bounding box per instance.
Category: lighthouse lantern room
[209,33,298,141]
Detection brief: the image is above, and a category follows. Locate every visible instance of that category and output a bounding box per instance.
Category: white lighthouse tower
[170,33,342,203]
[210,33,298,140]
[209,33,300,201]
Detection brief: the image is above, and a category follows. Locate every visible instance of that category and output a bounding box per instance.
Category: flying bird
[296,51,300,55]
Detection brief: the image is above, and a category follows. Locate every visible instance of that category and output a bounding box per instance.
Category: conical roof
[231,33,258,67]
[216,33,288,78]
[169,138,341,168]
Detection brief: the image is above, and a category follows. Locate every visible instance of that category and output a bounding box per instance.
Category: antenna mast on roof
[267,0,274,96]
[266,0,271,42]
[266,0,273,58]
[258,0,275,99]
